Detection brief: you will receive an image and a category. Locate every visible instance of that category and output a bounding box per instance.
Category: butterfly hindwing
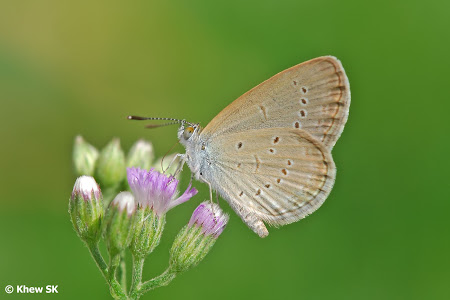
[204,128,336,227]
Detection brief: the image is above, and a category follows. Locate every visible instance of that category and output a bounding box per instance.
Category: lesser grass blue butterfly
[129,56,350,237]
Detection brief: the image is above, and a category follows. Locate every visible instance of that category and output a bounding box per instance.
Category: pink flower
[127,167,197,216]
[188,202,229,238]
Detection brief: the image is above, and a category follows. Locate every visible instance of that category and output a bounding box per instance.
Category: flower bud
[104,192,137,257]
[69,176,103,243]
[130,207,165,259]
[126,139,154,170]
[95,138,126,189]
[73,136,99,176]
[170,202,228,273]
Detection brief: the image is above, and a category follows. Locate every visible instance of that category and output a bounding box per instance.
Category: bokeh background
[1,0,449,299]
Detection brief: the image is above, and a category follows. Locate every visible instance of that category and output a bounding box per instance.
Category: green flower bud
[95,138,125,189]
[126,139,154,170]
[73,136,99,176]
[69,176,103,243]
[170,202,228,273]
[130,208,165,260]
[104,192,137,257]
[170,226,214,274]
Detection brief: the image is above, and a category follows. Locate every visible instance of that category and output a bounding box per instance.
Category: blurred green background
[1,0,449,299]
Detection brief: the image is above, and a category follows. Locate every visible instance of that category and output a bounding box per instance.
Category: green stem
[129,266,176,299]
[108,254,121,282]
[129,256,145,299]
[139,268,176,295]
[87,242,108,276]
[117,253,127,293]
[87,242,127,300]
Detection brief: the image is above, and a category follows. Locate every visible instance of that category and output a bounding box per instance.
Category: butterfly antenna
[145,122,179,129]
[127,116,194,126]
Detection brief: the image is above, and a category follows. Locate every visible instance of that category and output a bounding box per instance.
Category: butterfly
[130,56,350,237]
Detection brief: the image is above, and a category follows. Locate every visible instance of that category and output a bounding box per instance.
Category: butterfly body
[177,56,350,237]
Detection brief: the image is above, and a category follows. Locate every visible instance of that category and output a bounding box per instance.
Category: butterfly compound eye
[183,126,194,140]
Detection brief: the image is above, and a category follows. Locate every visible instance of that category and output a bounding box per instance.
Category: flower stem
[108,254,121,282]
[129,256,145,299]
[129,266,176,299]
[87,242,108,277]
[140,268,176,294]
[117,253,127,293]
[87,242,127,299]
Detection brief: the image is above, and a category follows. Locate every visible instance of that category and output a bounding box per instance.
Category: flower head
[126,139,154,170]
[95,138,126,189]
[127,167,197,216]
[110,191,136,216]
[188,202,229,238]
[69,176,103,242]
[71,175,102,202]
[104,192,137,256]
[73,136,99,176]
[169,202,228,273]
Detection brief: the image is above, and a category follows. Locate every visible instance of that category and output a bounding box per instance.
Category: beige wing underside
[202,56,350,150]
[208,128,336,226]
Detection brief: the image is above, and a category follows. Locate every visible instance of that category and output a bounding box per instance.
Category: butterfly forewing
[205,128,336,226]
[201,56,350,150]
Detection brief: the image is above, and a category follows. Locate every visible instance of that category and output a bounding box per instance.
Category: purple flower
[169,201,228,272]
[188,202,229,238]
[127,167,197,216]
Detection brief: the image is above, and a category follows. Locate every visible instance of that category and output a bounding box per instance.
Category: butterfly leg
[201,178,218,221]
[208,181,213,205]
[215,191,220,206]
[163,153,185,175]
[173,160,186,179]
[188,172,194,188]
